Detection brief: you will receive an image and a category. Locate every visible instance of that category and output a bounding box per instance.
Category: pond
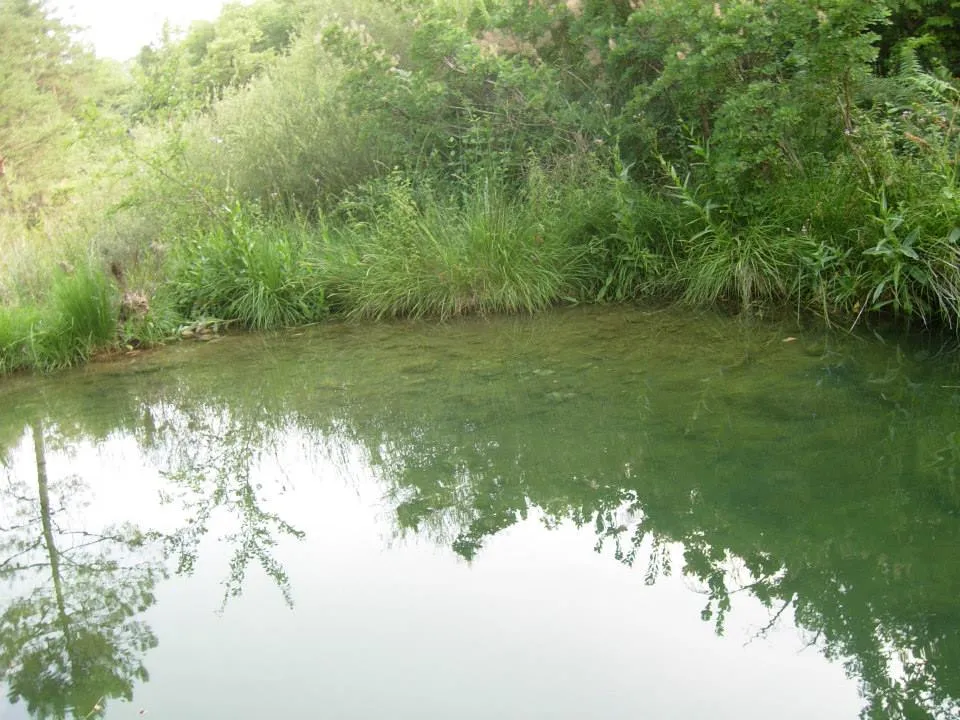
[0,306,958,720]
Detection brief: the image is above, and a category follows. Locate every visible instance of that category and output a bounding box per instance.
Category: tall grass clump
[0,306,37,374]
[316,173,590,319]
[27,265,119,370]
[167,207,326,329]
[657,160,795,314]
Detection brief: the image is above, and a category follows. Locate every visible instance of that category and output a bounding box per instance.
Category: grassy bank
[3,151,960,374]
[2,0,960,375]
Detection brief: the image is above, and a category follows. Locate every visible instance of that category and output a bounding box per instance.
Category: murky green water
[1,306,958,720]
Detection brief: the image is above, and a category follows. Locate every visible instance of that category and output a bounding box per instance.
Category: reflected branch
[0,421,162,719]
[749,595,796,643]
[150,404,305,609]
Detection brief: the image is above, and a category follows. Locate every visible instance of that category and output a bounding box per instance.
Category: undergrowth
[166,207,326,329]
[4,0,960,379]
[314,173,592,319]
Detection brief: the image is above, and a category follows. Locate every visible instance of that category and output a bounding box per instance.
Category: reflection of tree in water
[346,357,960,720]
[0,422,160,719]
[0,397,307,717]
[1,311,957,719]
[594,492,960,720]
[139,402,304,608]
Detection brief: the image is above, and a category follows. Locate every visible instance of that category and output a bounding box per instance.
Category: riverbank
[2,0,959,376]
[0,172,957,377]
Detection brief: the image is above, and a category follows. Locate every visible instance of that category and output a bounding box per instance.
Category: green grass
[3,150,959,381]
[313,174,591,319]
[679,223,794,313]
[167,208,327,330]
[529,155,687,303]
[0,265,120,373]
[30,265,119,370]
[0,305,37,374]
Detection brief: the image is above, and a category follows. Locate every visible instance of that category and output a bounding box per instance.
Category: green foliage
[0,305,36,374]
[525,152,682,303]
[7,0,960,380]
[613,0,886,186]
[315,172,588,318]
[0,265,127,373]
[0,0,94,194]
[177,38,386,209]
[592,183,677,303]
[167,207,326,329]
[7,264,119,371]
[0,0,125,244]
[316,5,591,183]
[663,160,794,312]
[879,0,960,74]
[840,51,960,325]
[33,265,118,369]
[131,0,306,119]
[118,294,183,350]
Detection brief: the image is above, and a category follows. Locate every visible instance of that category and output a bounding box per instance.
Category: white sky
[52,0,236,61]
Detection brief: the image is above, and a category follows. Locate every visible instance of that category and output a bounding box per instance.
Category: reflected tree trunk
[32,418,82,705]
[0,420,161,718]
[33,420,68,622]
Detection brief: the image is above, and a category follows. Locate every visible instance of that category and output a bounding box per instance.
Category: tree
[0,1,96,210]
[130,0,306,119]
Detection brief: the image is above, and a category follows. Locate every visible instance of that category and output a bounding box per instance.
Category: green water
[0,306,958,720]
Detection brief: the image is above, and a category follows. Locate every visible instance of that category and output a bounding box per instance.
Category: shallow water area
[0,306,958,720]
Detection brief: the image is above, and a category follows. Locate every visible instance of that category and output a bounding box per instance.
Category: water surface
[1,306,958,720]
